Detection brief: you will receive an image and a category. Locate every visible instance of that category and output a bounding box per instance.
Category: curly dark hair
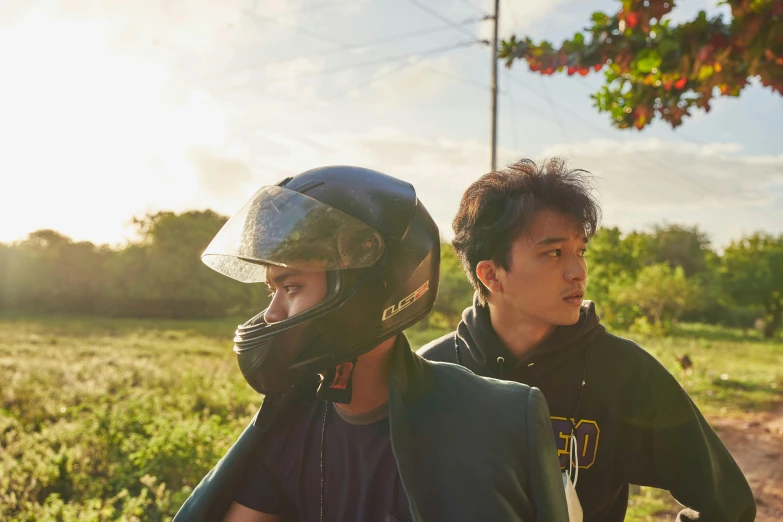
[452,157,601,304]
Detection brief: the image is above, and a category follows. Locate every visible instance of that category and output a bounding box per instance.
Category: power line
[288,0,355,14]
[249,0,355,18]
[319,60,417,103]
[323,18,483,55]
[538,76,569,142]
[403,0,484,41]
[500,87,550,119]
[458,0,487,16]
[242,9,351,49]
[504,72,519,151]
[231,8,487,92]
[287,41,478,80]
[218,40,480,92]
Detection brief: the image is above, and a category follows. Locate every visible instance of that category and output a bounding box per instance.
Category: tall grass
[0,315,255,521]
[1,316,780,521]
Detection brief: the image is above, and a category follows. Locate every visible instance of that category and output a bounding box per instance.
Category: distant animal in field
[676,354,693,375]
[754,317,765,331]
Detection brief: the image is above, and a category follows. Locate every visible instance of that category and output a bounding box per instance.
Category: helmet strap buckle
[316,359,357,404]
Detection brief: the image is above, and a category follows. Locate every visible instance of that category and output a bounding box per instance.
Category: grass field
[1,315,781,521]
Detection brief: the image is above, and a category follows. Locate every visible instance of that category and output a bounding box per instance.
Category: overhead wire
[281,40,479,82]
[402,0,485,41]
[247,0,356,18]
[321,17,483,55]
[241,9,352,49]
[504,70,520,151]
[222,4,494,93]
[217,40,482,92]
[227,5,491,91]
[457,0,488,16]
[318,60,415,103]
[538,75,569,142]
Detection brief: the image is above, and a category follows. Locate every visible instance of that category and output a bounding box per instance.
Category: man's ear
[476,260,503,294]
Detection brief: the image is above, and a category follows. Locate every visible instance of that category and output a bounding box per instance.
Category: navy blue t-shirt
[235,398,412,522]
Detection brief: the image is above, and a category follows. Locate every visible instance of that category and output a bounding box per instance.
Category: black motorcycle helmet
[201,166,440,395]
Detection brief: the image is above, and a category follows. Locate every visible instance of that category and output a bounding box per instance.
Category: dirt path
[644,404,783,521]
[709,405,783,521]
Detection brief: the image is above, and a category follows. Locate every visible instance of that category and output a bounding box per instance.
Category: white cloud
[541,139,783,209]
[479,0,571,40]
[367,56,460,104]
[226,130,783,247]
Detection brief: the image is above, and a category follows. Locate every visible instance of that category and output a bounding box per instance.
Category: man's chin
[554,309,582,326]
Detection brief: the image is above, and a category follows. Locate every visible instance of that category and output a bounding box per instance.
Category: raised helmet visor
[201,185,385,283]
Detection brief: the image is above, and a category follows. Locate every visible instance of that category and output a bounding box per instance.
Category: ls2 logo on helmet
[382,281,430,321]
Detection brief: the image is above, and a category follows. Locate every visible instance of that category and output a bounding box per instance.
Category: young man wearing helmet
[418,158,755,522]
[172,166,570,522]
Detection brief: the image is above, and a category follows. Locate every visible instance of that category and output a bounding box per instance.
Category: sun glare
[0,12,225,245]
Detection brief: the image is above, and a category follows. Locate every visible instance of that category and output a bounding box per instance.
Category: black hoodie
[418,296,756,522]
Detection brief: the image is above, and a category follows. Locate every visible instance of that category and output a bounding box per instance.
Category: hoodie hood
[456,293,605,377]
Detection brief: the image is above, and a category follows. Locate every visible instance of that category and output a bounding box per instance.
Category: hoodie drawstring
[527,351,588,437]
[497,357,505,380]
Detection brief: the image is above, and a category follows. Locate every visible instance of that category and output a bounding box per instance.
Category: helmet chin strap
[316,359,357,404]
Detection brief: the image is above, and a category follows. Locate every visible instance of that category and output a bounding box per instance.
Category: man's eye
[284,285,300,295]
[546,249,562,257]
[579,248,588,257]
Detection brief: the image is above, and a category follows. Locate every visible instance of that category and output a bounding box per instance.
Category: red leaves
[498,0,783,130]
[632,107,650,130]
[710,33,729,48]
[567,65,596,76]
[764,49,783,65]
[697,45,714,64]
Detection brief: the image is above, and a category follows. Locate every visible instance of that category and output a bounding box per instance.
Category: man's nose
[263,293,287,323]
[565,255,587,283]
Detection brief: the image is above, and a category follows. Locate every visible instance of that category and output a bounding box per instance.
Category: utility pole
[490,0,500,171]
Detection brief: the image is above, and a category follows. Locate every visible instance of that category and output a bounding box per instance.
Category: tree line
[1,210,782,337]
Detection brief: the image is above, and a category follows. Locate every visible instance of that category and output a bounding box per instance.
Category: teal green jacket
[173,337,568,522]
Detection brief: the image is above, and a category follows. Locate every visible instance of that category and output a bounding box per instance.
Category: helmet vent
[291,180,325,194]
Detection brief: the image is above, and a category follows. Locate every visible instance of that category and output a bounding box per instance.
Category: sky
[0,0,781,249]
